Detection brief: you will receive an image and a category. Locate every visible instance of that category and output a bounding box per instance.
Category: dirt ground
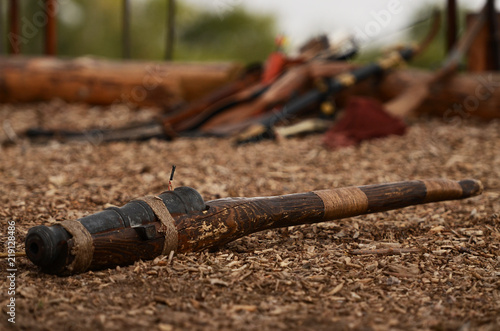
[1,102,499,331]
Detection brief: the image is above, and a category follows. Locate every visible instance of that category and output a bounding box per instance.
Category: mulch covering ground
[0,102,499,331]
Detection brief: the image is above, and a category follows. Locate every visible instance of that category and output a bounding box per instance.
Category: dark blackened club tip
[459,179,483,197]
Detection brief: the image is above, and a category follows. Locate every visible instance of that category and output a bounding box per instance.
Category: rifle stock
[25,179,482,275]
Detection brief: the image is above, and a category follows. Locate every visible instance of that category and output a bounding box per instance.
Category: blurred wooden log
[373,69,500,120]
[0,56,242,109]
[331,69,500,120]
[0,55,497,120]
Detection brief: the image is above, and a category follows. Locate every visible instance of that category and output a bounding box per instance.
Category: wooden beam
[486,0,500,70]
[0,1,4,54]
[122,0,131,59]
[165,0,175,60]
[44,0,57,56]
[446,0,458,53]
[8,0,20,54]
[466,11,500,72]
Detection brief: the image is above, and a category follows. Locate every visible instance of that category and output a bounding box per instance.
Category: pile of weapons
[24,5,497,146]
[24,33,423,145]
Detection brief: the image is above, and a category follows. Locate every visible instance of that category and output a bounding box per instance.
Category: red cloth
[322,97,407,150]
[261,52,287,84]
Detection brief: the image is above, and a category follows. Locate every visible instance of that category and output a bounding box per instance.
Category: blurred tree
[3,0,276,63]
[177,6,276,62]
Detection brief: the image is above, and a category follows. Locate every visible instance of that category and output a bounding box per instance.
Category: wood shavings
[0,103,499,330]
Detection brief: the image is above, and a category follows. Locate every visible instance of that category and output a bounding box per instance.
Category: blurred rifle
[25,178,482,275]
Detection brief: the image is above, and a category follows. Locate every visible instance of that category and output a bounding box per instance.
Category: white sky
[183,0,496,48]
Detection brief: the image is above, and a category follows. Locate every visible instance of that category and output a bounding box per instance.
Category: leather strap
[57,220,94,274]
[135,196,178,255]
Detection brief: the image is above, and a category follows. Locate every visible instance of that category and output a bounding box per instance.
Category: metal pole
[8,0,20,54]
[122,0,131,59]
[44,0,57,55]
[446,0,458,53]
[165,0,175,60]
[486,0,500,70]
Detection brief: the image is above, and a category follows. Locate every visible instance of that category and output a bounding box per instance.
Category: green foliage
[405,6,447,69]
[58,0,122,58]
[178,7,276,62]
[2,0,276,63]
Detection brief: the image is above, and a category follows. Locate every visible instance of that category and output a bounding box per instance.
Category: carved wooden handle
[175,179,482,253]
[314,179,482,220]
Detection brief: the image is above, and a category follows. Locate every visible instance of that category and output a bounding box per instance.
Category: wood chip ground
[1,102,499,330]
